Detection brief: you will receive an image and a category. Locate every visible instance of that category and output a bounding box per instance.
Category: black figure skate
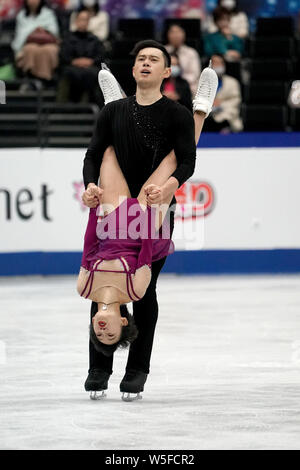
[84,368,110,400]
[120,369,148,402]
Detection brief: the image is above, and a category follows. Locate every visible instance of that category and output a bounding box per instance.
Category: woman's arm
[80,207,99,270]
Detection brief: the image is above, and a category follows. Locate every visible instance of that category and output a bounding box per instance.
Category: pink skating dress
[77,198,174,303]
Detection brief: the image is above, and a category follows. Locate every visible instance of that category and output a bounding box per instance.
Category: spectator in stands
[162,53,192,112]
[203,0,249,39]
[204,54,243,133]
[165,23,201,96]
[12,0,59,83]
[69,0,110,41]
[57,8,103,106]
[204,8,244,62]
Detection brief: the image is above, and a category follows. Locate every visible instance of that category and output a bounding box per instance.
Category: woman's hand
[82,183,103,208]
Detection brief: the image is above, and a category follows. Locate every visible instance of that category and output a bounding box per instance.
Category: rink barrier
[1,132,299,276]
[198,132,300,148]
[0,249,300,276]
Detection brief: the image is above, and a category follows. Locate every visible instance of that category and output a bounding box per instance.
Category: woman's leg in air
[136,110,206,230]
[194,111,206,144]
[99,145,131,216]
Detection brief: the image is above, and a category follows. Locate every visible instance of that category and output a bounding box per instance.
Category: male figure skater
[81,40,218,400]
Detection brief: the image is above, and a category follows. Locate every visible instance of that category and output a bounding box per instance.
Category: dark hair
[76,7,90,17]
[213,6,231,23]
[24,0,46,16]
[167,22,186,34]
[131,39,171,68]
[211,53,225,61]
[170,51,179,60]
[217,0,239,14]
[79,1,99,14]
[90,304,138,357]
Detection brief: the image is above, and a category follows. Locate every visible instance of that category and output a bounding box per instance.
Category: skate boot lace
[196,71,213,100]
[102,77,121,101]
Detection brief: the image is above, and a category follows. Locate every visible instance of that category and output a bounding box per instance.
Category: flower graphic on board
[175,181,215,220]
[73,181,87,211]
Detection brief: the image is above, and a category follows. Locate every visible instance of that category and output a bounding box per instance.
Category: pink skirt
[81,198,174,273]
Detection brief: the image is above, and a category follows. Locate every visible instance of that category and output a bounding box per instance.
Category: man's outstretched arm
[83,106,112,188]
[82,106,112,207]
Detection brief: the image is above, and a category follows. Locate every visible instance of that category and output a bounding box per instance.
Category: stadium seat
[0,101,39,147]
[242,104,288,131]
[290,108,300,131]
[248,59,294,80]
[244,81,289,105]
[256,17,294,37]
[117,19,155,39]
[0,18,16,43]
[249,37,295,58]
[109,59,136,96]
[185,38,203,56]
[0,45,14,66]
[225,61,241,82]
[110,39,137,59]
[40,103,97,148]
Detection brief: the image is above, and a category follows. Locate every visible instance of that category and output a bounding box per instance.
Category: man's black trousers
[89,208,175,375]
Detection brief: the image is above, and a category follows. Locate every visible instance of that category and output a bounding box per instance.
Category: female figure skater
[77,144,177,358]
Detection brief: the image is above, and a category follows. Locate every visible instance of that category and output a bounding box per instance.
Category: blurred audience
[203,0,249,39]
[57,8,103,106]
[165,23,201,96]
[205,54,243,133]
[162,53,192,111]
[69,0,110,41]
[12,0,59,83]
[204,8,244,62]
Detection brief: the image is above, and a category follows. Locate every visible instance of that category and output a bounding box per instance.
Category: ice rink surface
[1,273,300,450]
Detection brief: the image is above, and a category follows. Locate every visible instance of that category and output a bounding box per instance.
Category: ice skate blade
[121,392,142,402]
[89,391,106,400]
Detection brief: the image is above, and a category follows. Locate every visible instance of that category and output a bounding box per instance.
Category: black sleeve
[170,105,196,188]
[83,105,113,188]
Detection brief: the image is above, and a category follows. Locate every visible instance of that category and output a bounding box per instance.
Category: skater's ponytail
[90,304,138,356]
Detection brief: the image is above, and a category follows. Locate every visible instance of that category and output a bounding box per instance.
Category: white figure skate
[98,64,124,105]
[193,61,219,117]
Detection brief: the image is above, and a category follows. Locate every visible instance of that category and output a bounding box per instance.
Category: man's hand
[144,175,179,207]
[144,184,169,206]
[82,183,103,208]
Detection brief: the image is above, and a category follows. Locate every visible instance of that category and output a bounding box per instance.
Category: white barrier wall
[1,147,300,256]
